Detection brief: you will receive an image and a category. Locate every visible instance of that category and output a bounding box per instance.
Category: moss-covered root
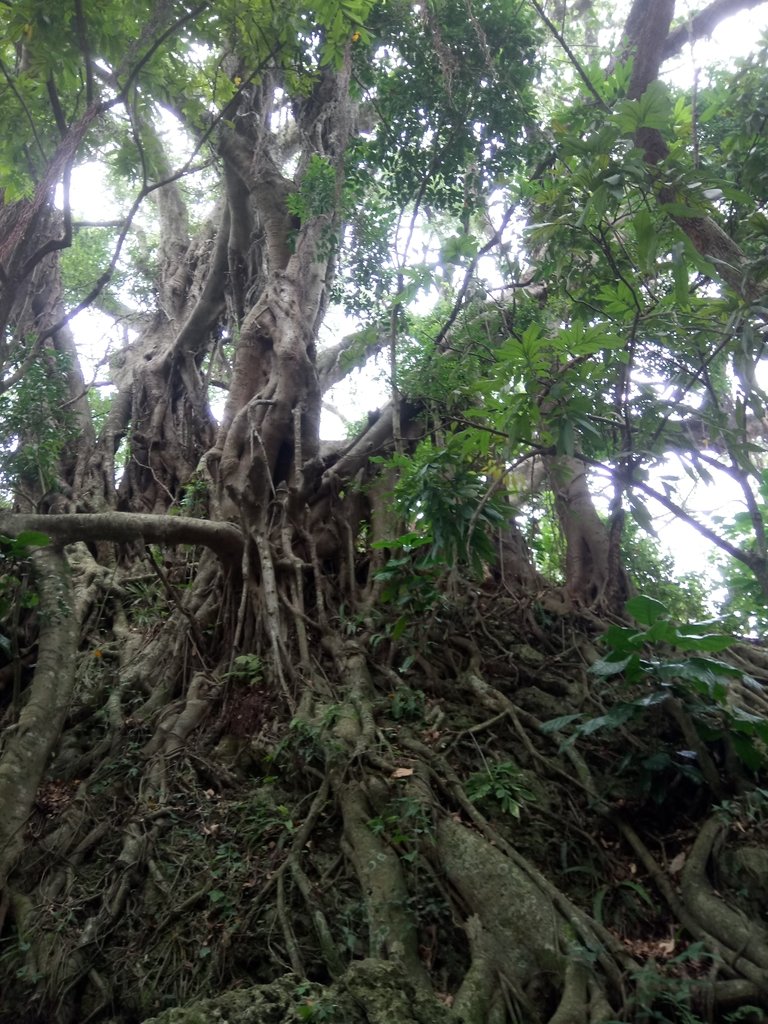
[0,546,78,887]
[141,961,451,1024]
[437,815,605,1024]
[338,782,431,991]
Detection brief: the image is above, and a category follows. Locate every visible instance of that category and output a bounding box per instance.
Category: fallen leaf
[669,851,686,874]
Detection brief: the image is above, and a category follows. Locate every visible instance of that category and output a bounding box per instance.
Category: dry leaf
[669,851,686,874]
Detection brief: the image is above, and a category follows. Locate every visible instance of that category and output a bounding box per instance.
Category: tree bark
[0,547,78,888]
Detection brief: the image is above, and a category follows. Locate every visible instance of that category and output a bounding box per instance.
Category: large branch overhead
[662,0,768,60]
[317,326,388,393]
[0,512,244,560]
[624,0,765,297]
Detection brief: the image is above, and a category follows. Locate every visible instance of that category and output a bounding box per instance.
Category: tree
[1,1,768,1022]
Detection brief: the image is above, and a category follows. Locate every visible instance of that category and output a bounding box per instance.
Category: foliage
[368,795,433,860]
[287,156,337,223]
[86,388,115,436]
[374,439,508,574]
[0,351,77,496]
[388,685,426,722]
[60,228,127,315]
[544,596,768,778]
[697,42,768,269]
[225,653,264,684]
[0,531,48,657]
[122,578,168,626]
[356,0,539,205]
[338,0,540,320]
[466,761,535,820]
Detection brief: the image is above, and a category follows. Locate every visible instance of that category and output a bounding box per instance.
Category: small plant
[225,653,264,684]
[123,578,167,626]
[716,786,768,825]
[592,878,655,929]
[466,761,535,820]
[0,530,49,657]
[373,439,508,576]
[368,796,433,861]
[293,980,350,1023]
[286,155,337,222]
[296,998,341,1022]
[270,715,333,771]
[389,685,426,722]
[178,474,209,517]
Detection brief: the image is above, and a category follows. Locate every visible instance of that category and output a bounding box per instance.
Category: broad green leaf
[632,209,656,270]
[673,633,734,653]
[729,733,764,772]
[625,594,668,626]
[15,531,51,549]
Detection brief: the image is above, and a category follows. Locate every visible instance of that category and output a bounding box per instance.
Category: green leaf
[15,531,51,549]
[614,81,672,132]
[642,618,677,643]
[636,81,673,129]
[627,496,657,536]
[632,209,656,270]
[729,733,764,772]
[556,418,575,455]
[539,713,583,733]
[674,633,733,653]
[578,703,636,735]
[685,656,742,679]
[620,880,655,908]
[602,624,638,652]
[625,594,668,626]
[590,654,635,677]
[440,234,478,265]
[591,184,609,221]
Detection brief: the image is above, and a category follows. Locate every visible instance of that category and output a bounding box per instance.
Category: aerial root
[680,816,768,981]
[616,813,768,997]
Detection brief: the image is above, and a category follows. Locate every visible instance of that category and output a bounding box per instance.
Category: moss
[341,960,449,1023]
[142,962,453,1024]
[142,976,296,1024]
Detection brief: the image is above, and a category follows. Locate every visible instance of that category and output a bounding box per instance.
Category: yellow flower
[352,32,360,42]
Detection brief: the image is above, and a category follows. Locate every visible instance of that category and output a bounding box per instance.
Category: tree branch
[317,326,388,393]
[73,0,95,105]
[624,476,767,582]
[622,0,764,297]
[530,0,609,110]
[112,2,210,105]
[0,513,243,561]
[662,0,768,61]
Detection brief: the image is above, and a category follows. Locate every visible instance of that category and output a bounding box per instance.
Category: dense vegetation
[0,1,767,1022]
